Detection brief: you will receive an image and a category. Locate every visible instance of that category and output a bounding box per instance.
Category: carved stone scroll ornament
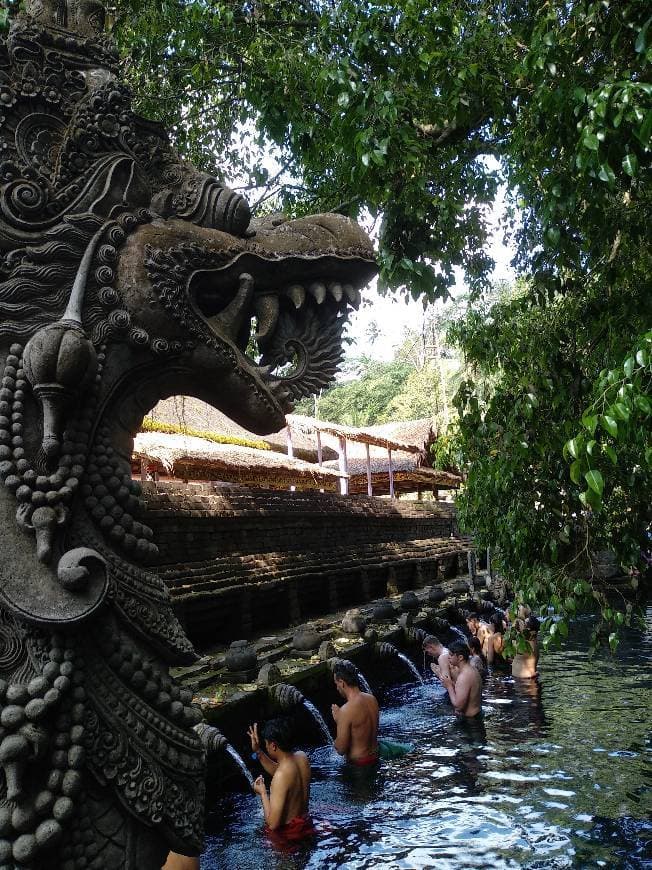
[0,1,376,867]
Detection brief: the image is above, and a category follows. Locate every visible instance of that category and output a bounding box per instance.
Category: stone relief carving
[0,1,376,866]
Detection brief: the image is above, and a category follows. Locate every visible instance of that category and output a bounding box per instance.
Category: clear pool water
[202,608,652,869]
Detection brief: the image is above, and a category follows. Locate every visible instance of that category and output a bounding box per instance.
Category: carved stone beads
[0,631,86,866]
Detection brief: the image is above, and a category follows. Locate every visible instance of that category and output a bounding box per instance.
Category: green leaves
[582,130,600,152]
[564,437,581,460]
[584,469,604,497]
[634,16,651,55]
[600,415,618,438]
[622,153,639,177]
[581,414,598,435]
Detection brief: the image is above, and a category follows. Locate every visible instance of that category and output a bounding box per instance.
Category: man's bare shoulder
[459,666,478,685]
[273,760,295,782]
[362,692,379,711]
[468,666,483,688]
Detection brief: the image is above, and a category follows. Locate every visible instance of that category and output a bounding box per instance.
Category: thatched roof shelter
[323,455,460,495]
[148,397,338,462]
[286,414,421,453]
[150,396,255,440]
[144,401,450,497]
[259,427,338,462]
[346,419,435,458]
[132,432,344,491]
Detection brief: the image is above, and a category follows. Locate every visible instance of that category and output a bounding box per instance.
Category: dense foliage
[106,0,536,299]
[293,303,466,425]
[444,1,651,648]
[294,353,448,427]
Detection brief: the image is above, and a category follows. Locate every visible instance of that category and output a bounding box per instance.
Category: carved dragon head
[0,2,376,866]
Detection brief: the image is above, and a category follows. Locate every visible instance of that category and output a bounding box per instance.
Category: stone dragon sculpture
[0,1,376,866]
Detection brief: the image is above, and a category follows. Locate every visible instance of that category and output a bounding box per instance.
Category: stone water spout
[374,642,424,684]
[268,683,333,745]
[327,656,373,694]
[404,627,428,647]
[194,723,254,790]
[402,627,430,678]
[268,682,305,710]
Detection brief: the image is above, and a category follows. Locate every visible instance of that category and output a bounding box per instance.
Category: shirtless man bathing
[331,660,379,765]
[436,640,483,719]
[248,717,314,843]
[511,615,540,679]
[422,636,452,681]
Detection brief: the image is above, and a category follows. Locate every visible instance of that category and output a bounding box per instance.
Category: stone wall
[144,482,456,564]
[144,482,470,647]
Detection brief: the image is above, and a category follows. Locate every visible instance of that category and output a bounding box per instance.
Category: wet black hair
[449,640,470,660]
[468,636,483,656]
[260,717,296,751]
[332,659,360,688]
[490,613,505,633]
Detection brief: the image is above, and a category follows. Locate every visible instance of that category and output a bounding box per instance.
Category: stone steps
[160,537,469,598]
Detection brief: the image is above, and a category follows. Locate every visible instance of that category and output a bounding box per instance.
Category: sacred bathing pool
[0,3,649,869]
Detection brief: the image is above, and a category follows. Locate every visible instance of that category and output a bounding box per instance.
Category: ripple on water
[203,607,652,869]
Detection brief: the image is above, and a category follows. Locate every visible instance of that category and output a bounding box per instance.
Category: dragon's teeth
[287,284,306,309]
[253,294,279,341]
[343,284,361,307]
[308,282,327,304]
[328,282,343,302]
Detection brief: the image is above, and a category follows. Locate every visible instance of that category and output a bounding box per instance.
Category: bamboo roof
[286,414,422,453]
[133,432,344,491]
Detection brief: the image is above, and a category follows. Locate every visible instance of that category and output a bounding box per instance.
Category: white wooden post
[338,435,349,495]
[286,425,295,491]
[388,448,394,498]
[316,430,323,466]
[365,442,373,497]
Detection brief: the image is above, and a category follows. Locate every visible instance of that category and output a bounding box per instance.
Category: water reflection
[203,607,652,869]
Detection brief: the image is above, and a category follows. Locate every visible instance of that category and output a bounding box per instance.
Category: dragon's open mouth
[142,213,377,416]
[186,254,374,410]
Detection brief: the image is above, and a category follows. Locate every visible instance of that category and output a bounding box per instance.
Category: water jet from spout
[268,683,333,745]
[375,642,424,684]
[194,723,255,789]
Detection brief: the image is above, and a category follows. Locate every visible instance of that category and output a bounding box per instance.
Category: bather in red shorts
[349,753,379,767]
[265,814,316,850]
